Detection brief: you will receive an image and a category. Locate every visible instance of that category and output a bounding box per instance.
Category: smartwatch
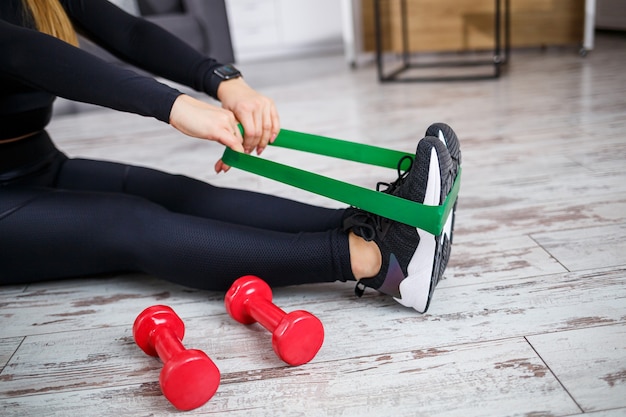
[213,64,242,80]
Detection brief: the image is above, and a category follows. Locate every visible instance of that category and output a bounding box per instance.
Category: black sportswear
[0,1,354,288]
[1,0,226,140]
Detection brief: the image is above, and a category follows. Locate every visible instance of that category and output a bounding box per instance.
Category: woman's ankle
[348,232,382,280]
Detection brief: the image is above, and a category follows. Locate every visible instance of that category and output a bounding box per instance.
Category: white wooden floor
[2,33,626,416]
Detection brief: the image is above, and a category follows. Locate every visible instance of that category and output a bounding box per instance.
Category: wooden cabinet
[361,0,585,53]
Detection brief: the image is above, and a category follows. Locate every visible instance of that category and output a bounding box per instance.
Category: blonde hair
[23,0,79,46]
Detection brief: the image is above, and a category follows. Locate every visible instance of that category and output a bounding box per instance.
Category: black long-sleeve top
[0,0,226,140]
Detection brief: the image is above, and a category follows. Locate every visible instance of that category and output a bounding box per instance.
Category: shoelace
[343,210,384,242]
[344,155,414,242]
[376,155,413,195]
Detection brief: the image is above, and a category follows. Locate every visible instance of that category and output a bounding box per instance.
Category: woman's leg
[1,127,461,313]
[0,132,353,288]
[0,186,353,288]
[56,158,346,233]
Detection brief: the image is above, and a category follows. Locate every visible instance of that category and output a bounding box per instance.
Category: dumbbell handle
[153,326,185,363]
[245,296,285,331]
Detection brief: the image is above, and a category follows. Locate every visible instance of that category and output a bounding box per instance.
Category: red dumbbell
[224,275,324,366]
[133,305,220,411]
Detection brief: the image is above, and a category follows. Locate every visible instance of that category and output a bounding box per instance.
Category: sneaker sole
[427,123,462,168]
[426,123,461,245]
[395,138,454,313]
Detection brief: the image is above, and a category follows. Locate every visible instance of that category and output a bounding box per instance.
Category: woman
[0,0,460,313]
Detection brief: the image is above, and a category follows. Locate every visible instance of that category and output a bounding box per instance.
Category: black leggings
[0,131,353,289]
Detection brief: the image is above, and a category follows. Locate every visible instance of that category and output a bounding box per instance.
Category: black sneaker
[343,136,455,313]
[426,122,462,173]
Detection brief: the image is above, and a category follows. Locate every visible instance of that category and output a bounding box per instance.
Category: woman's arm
[1,18,244,162]
[0,18,179,123]
[60,0,224,99]
[60,0,280,154]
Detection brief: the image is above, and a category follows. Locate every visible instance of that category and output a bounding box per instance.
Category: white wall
[225,0,344,62]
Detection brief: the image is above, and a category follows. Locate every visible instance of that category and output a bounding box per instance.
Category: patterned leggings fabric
[0,131,353,289]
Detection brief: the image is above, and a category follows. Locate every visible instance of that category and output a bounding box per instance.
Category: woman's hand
[169,94,244,173]
[217,78,280,155]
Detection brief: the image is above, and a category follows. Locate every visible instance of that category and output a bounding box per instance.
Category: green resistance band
[221,128,461,236]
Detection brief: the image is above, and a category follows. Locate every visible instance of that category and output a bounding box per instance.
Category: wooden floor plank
[454,193,626,242]
[2,267,623,402]
[531,223,626,271]
[527,324,626,413]
[444,234,567,285]
[0,274,223,339]
[0,338,581,417]
[0,338,22,373]
[576,410,626,417]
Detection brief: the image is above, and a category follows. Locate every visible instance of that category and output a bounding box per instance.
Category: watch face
[215,65,241,79]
